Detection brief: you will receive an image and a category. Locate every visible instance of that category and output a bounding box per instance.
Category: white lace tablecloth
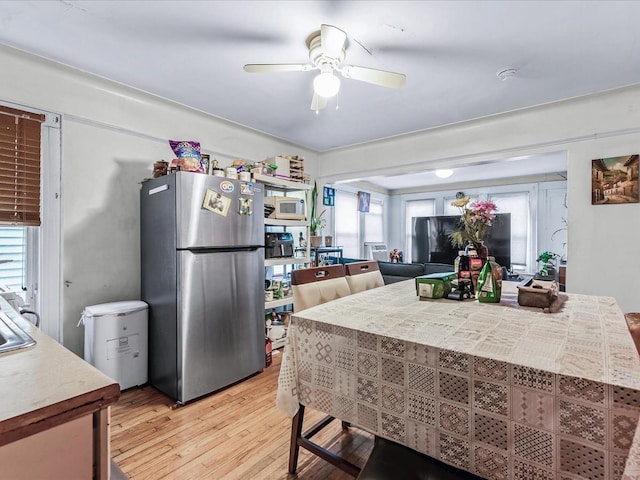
[276,280,640,479]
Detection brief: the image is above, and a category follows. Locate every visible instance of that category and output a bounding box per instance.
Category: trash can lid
[83,300,148,317]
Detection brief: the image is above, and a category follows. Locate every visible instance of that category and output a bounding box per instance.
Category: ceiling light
[435,169,453,179]
[313,65,340,98]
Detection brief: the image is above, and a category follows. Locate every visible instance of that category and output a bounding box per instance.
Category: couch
[339,257,454,285]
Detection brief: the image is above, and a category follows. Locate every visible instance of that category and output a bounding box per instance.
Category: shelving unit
[271,337,287,350]
[296,246,344,266]
[265,256,311,267]
[257,174,312,349]
[264,296,295,310]
[254,173,307,190]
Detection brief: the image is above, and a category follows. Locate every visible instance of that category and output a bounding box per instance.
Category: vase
[476,241,489,260]
[310,235,323,247]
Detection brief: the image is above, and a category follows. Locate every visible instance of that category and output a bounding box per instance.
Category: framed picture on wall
[323,186,335,206]
[591,155,639,205]
[358,191,371,212]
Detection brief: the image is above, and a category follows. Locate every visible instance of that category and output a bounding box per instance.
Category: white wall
[317,85,640,314]
[0,45,317,355]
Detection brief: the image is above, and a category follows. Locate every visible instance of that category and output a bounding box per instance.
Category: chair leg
[288,404,305,474]
[288,404,361,477]
[341,421,351,429]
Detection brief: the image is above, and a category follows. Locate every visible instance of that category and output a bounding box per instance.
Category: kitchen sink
[0,310,36,354]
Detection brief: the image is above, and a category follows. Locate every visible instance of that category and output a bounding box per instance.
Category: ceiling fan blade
[243,63,313,73]
[310,93,327,111]
[341,65,406,89]
[320,24,347,58]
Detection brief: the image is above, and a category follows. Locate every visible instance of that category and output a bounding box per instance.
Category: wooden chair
[292,264,351,312]
[289,265,359,476]
[344,261,385,294]
[624,312,640,355]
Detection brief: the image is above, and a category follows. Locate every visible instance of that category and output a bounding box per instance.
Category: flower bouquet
[449,197,498,251]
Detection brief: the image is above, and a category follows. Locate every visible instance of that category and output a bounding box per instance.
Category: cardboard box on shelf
[265,156,291,179]
[264,155,305,183]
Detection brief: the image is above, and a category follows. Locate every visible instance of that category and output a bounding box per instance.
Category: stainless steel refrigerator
[140,171,264,404]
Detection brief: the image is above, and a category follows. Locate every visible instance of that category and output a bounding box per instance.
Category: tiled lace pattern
[276,281,640,479]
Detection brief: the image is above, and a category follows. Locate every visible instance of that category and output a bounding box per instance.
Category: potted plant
[309,182,326,247]
[535,251,560,280]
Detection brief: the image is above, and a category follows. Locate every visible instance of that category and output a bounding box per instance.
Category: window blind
[0,106,44,226]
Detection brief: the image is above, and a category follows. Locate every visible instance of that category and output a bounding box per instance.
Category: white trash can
[80,300,148,390]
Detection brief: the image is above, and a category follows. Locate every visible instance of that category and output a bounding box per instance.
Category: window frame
[332,186,387,259]
[0,100,61,341]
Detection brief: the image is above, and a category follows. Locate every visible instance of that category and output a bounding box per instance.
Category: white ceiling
[0,1,634,189]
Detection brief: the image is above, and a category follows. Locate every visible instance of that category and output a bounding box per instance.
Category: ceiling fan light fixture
[313,71,340,98]
[435,168,454,179]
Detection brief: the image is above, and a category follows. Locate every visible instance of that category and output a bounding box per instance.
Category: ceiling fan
[243,24,406,111]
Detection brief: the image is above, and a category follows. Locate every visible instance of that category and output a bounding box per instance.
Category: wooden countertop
[0,300,120,446]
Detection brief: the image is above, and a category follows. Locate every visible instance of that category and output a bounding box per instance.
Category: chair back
[344,261,385,294]
[625,312,640,355]
[291,264,351,311]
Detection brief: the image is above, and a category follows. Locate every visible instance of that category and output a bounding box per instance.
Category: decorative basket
[517,278,558,308]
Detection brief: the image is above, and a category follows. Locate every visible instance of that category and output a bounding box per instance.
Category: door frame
[39,112,62,341]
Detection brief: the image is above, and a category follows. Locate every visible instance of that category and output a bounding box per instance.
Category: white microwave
[264,196,306,220]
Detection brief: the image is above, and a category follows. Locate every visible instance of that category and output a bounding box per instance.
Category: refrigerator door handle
[180,246,264,254]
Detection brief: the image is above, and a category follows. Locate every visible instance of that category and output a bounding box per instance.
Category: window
[364,200,383,243]
[405,199,435,262]
[0,226,26,293]
[0,106,45,300]
[488,192,530,270]
[0,106,44,226]
[334,190,359,258]
[0,101,61,339]
[398,183,558,275]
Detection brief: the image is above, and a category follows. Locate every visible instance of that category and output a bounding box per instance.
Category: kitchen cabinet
[0,414,94,478]
[0,298,120,479]
[255,174,312,349]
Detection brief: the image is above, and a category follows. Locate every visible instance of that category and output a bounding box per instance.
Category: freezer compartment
[176,172,264,249]
[177,247,265,403]
[140,172,264,249]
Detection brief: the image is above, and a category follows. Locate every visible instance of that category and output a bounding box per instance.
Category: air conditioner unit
[364,242,388,262]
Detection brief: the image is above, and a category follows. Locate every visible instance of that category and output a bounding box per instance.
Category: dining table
[276,279,640,479]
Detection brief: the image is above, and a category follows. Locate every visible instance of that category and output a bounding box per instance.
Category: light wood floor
[111,350,374,479]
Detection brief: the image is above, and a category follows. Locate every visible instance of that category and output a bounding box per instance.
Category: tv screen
[412,213,511,268]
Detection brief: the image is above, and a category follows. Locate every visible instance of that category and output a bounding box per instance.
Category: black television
[412,213,511,268]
